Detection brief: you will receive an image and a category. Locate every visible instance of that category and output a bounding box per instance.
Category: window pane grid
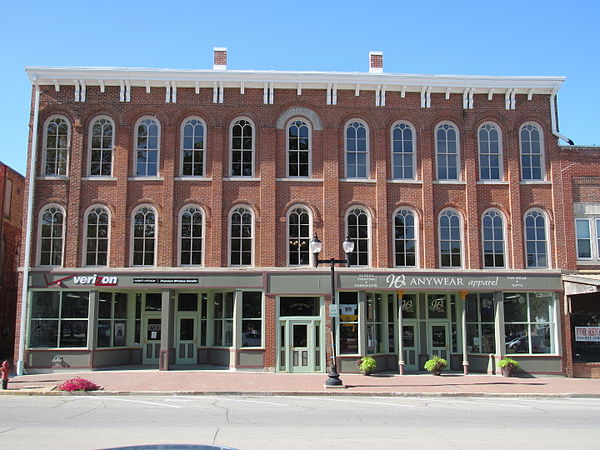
[180,206,203,265]
[394,209,416,267]
[392,123,414,179]
[440,210,461,267]
[132,207,156,266]
[288,207,310,266]
[478,124,501,180]
[436,124,458,180]
[482,210,505,267]
[182,119,205,176]
[346,121,368,178]
[288,120,310,177]
[347,208,369,266]
[520,124,543,180]
[40,206,64,266]
[231,119,254,176]
[230,207,253,266]
[525,211,548,268]
[85,207,109,266]
[45,118,69,176]
[136,119,159,176]
[90,118,113,176]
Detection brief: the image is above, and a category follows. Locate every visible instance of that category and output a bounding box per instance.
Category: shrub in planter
[56,377,101,392]
[497,357,520,377]
[424,356,448,375]
[357,357,377,375]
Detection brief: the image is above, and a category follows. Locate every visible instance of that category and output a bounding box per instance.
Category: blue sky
[1,0,598,175]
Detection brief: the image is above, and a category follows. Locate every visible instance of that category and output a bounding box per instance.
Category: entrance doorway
[143,316,161,364]
[428,323,449,361]
[402,322,419,370]
[280,320,322,373]
[176,316,197,364]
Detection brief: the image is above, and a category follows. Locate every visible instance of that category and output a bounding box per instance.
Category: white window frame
[481,208,507,269]
[574,217,600,261]
[390,121,416,180]
[83,205,111,267]
[130,205,158,267]
[435,122,460,181]
[180,116,206,177]
[134,117,161,177]
[345,206,371,267]
[230,117,255,177]
[37,204,66,267]
[88,115,115,177]
[392,207,418,268]
[178,204,205,267]
[438,208,464,268]
[286,118,312,178]
[519,122,545,181]
[229,205,254,267]
[286,205,313,267]
[344,119,369,179]
[478,122,503,181]
[524,209,550,268]
[42,115,71,177]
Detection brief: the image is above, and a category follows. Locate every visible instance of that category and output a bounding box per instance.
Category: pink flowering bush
[56,377,101,392]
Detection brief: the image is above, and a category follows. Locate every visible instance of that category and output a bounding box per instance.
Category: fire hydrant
[1,360,9,390]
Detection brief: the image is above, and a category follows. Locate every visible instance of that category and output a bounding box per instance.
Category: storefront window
[97,292,128,348]
[339,292,358,354]
[366,293,384,354]
[213,292,234,347]
[465,293,495,353]
[428,294,448,319]
[571,292,600,362]
[280,297,320,316]
[242,292,262,347]
[504,292,555,354]
[30,291,89,348]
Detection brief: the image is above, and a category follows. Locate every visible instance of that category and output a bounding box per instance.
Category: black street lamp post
[310,233,355,387]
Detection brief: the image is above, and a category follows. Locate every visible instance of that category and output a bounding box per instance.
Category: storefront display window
[465,293,495,353]
[213,292,234,347]
[97,292,128,347]
[339,292,358,354]
[242,292,262,347]
[366,293,384,354]
[570,292,600,362]
[504,292,555,354]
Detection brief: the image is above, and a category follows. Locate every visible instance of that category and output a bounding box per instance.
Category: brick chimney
[213,47,227,71]
[369,51,383,73]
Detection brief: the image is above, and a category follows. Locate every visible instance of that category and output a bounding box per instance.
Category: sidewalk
[4,369,600,397]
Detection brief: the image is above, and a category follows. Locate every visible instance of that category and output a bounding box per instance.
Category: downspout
[17,79,40,376]
[550,89,574,145]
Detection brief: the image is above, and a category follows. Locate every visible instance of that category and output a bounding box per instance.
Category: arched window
[44,117,70,176]
[439,209,462,268]
[435,123,459,181]
[288,206,311,266]
[478,123,502,180]
[39,205,65,266]
[287,119,311,177]
[346,207,370,267]
[482,209,505,268]
[520,123,544,180]
[525,210,548,268]
[345,121,368,178]
[230,206,253,266]
[231,119,254,177]
[391,122,415,179]
[85,206,110,266]
[181,117,205,176]
[132,206,156,266]
[393,209,417,267]
[180,205,204,266]
[89,117,114,176]
[135,117,160,176]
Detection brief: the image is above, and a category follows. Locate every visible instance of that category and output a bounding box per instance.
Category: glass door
[142,316,161,364]
[402,322,418,370]
[428,323,449,361]
[279,320,322,373]
[176,316,197,364]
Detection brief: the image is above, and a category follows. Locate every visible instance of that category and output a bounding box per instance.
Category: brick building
[0,162,24,362]
[16,49,592,377]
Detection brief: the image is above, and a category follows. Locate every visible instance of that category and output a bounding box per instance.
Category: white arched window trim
[345,205,372,267]
[177,204,205,267]
[286,117,312,178]
[477,122,503,181]
[37,203,66,266]
[434,121,461,181]
[229,117,256,177]
[481,208,507,269]
[519,122,546,181]
[83,204,111,267]
[344,119,370,179]
[87,115,115,177]
[438,207,464,268]
[179,116,207,177]
[42,115,71,177]
[390,120,417,180]
[523,208,551,268]
[134,116,161,177]
[391,206,419,268]
[286,204,313,267]
[130,204,158,267]
[228,205,255,267]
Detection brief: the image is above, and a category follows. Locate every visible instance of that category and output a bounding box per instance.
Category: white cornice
[25,66,565,94]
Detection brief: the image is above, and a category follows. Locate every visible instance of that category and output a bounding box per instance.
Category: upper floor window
[520,123,544,180]
[135,118,160,176]
[44,117,70,176]
[181,118,205,176]
[132,206,156,266]
[439,209,462,268]
[180,205,204,266]
[89,117,114,176]
[391,122,415,180]
[524,209,549,268]
[287,119,311,177]
[345,121,368,178]
[231,119,254,177]
[346,207,369,267]
[482,209,505,268]
[39,205,65,266]
[84,206,110,266]
[478,123,502,180]
[230,206,253,266]
[288,206,311,266]
[393,209,417,267]
[435,123,459,181]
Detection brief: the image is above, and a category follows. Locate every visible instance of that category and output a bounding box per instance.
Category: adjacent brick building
[15,49,598,377]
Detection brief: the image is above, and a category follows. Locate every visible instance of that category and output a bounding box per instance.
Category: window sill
[432,180,466,185]
[576,260,600,266]
[81,176,117,181]
[520,180,552,185]
[174,176,213,181]
[276,178,324,182]
[387,179,422,184]
[37,176,68,180]
[340,178,376,183]
[223,177,261,181]
[127,177,164,181]
[477,180,509,185]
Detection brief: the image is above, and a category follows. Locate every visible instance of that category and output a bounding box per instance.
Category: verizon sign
[575,327,600,342]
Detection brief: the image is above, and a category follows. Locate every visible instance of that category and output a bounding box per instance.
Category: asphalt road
[2,395,600,449]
